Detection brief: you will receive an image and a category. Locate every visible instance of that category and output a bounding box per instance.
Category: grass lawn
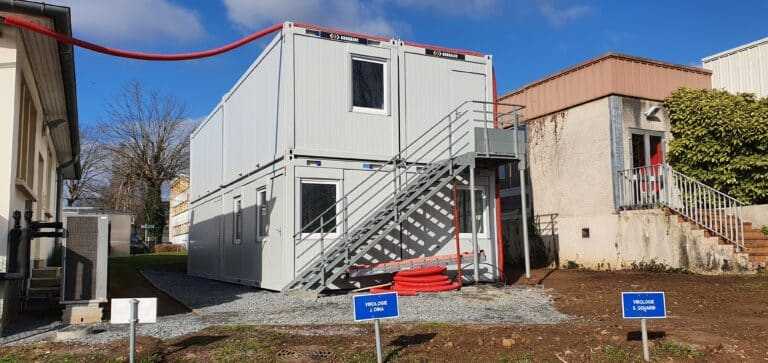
[108,252,190,316]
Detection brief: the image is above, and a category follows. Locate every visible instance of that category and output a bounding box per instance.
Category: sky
[55,0,768,126]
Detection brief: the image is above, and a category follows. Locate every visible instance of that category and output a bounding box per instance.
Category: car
[130,235,149,255]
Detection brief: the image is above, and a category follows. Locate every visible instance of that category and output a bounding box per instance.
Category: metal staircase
[286,100,523,292]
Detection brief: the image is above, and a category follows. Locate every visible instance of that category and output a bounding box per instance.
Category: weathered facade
[189,23,519,291]
[496,53,757,272]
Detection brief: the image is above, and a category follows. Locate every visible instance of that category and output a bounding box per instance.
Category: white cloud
[389,0,500,16]
[222,0,399,37]
[56,0,205,44]
[535,0,592,27]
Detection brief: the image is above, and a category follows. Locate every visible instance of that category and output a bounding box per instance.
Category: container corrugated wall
[703,37,768,98]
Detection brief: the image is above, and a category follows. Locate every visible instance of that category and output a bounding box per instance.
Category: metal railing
[617,164,745,251]
[290,100,524,288]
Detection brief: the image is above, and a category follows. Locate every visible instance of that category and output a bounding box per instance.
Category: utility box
[61,214,109,323]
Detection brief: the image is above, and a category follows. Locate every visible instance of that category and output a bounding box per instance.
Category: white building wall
[703,37,768,97]
[0,31,18,272]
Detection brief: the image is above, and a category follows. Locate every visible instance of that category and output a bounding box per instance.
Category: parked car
[130,234,149,255]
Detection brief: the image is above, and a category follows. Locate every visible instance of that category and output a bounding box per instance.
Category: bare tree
[99,81,191,245]
[64,126,107,206]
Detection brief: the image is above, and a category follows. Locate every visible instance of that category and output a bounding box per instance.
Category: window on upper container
[351,57,386,113]
[301,181,338,234]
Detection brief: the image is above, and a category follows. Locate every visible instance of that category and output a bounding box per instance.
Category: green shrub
[665,88,768,204]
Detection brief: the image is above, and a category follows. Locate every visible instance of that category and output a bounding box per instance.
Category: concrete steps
[671,209,765,270]
[25,267,62,310]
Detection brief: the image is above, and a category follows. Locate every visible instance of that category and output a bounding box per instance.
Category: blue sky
[58,0,767,126]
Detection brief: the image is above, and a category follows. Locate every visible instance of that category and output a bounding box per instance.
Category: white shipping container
[189,22,520,291]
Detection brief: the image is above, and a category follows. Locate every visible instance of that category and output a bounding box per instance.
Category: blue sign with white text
[353,292,400,322]
[621,292,666,319]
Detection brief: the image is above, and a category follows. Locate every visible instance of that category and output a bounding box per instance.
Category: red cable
[1,15,283,61]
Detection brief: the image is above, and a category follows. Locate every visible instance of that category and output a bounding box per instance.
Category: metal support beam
[518,160,531,279]
[470,166,480,284]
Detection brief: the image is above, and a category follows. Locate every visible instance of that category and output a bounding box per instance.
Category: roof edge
[499,52,711,100]
[0,0,80,179]
[702,36,768,63]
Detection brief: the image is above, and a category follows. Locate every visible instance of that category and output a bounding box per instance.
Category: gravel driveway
[144,270,568,327]
[4,270,568,345]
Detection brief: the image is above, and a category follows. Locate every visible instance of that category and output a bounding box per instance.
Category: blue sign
[353,292,400,322]
[621,292,666,319]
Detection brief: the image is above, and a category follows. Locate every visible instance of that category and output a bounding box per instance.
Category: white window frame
[256,187,269,239]
[350,55,388,115]
[299,179,340,239]
[456,185,490,238]
[233,195,242,244]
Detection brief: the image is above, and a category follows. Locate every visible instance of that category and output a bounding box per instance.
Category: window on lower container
[233,197,242,243]
[457,188,486,234]
[257,188,269,238]
[352,57,385,111]
[301,181,337,234]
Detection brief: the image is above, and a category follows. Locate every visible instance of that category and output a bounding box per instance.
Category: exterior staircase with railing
[618,164,766,269]
[286,100,524,292]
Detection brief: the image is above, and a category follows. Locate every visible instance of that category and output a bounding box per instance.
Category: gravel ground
[142,270,568,326]
[3,270,568,345]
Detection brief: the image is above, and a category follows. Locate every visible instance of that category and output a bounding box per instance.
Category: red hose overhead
[0,15,283,61]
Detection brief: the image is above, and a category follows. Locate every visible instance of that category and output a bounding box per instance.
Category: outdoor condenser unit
[61,214,109,323]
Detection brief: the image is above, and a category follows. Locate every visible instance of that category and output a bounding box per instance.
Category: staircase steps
[25,267,62,310]
[288,161,469,292]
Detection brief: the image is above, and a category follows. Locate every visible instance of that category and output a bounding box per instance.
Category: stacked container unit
[189,22,499,291]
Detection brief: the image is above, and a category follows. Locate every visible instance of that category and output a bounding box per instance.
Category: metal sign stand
[129,298,138,363]
[373,319,383,363]
[640,318,650,362]
[621,292,665,363]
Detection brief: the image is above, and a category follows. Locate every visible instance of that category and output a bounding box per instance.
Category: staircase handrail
[292,100,521,241]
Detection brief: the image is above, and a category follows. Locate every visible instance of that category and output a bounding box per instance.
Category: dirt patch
[2,269,767,362]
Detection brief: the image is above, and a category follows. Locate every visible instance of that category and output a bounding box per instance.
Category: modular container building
[189,22,523,292]
[703,36,768,98]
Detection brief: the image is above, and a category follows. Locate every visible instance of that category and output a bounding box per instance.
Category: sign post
[621,292,666,362]
[353,292,400,363]
[129,299,137,363]
[111,298,158,363]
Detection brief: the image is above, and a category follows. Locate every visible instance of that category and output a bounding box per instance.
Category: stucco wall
[527,96,614,218]
[551,210,749,272]
[742,204,768,229]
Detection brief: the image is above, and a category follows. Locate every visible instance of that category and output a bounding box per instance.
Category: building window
[233,196,242,243]
[351,57,386,113]
[457,187,487,235]
[16,80,37,188]
[257,188,269,238]
[300,181,338,234]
